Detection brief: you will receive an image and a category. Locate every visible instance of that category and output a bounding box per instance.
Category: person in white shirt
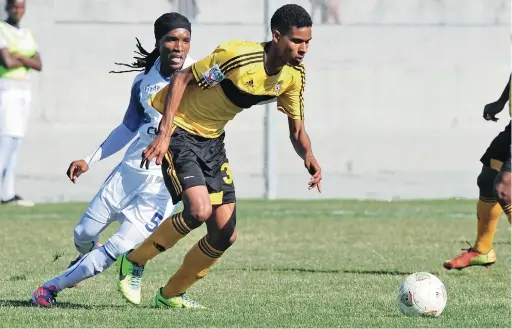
[31,12,193,307]
[0,0,41,206]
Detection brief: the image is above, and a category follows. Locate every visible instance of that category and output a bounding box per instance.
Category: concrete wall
[5,0,511,202]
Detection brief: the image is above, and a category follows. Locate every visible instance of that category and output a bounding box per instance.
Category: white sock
[43,221,145,292]
[43,246,116,291]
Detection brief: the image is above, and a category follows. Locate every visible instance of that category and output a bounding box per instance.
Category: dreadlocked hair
[109,38,159,74]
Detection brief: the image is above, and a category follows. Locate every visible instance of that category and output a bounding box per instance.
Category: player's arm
[14,52,42,71]
[67,78,143,183]
[142,43,233,168]
[483,75,511,121]
[288,117,322,192]
[278,66,322,192]
[140,67,194,169]
[0,48,24,69]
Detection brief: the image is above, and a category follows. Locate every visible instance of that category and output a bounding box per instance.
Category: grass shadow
[223,267,434,276]
[0,299,130,310]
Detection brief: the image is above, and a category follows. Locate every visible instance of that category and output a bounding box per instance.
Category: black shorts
[161,126,236,205]
[480,121,511,172]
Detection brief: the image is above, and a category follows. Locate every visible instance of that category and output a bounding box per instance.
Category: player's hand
[483,101,504,122]
[305,155,322,192]
[141,133,170,169]
[66,160,89,184]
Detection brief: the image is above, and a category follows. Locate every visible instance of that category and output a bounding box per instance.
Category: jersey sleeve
[191,42,238,89]
[277,65,306,120]
[122,74,145,132]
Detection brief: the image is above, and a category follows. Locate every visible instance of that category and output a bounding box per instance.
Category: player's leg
[117,182,185,305]
[0,135,32,206]
[443,165,500,270]
[494,154,511,222]
[0,87,33,206]
[154,148,237,308]
[444,124,511,270]
[118,185,210,304]
[122,128,211,266]
[72,166,124,255]
[32,219,146,307]
[125,187,208,266]
[155,202,236,308]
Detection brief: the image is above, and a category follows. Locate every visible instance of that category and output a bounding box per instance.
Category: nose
[174,40,184,52]
[298,42,307,55]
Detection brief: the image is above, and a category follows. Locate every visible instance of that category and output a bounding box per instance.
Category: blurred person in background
[169,0,199,23]
[310,0,339,25]
[0,0,41,207]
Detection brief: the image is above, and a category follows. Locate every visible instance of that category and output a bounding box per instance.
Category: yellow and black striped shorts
[161,126,236,205]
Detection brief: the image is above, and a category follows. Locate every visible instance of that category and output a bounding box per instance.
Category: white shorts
[84,163,179,238]
[0,86,31,137]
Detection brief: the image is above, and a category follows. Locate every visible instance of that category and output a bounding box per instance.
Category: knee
[227,230,237,246]
[209,229,237,251]
[494,172,511,205]
[73,223,90,243]
[187,201,212,223]
[73,221,99,254]
[478,166,498,198]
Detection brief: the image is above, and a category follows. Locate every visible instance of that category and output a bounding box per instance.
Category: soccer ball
[398,272,447,317]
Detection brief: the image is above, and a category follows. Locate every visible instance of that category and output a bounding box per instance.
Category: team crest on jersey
[273,81,283,95]
[203,64,225,86]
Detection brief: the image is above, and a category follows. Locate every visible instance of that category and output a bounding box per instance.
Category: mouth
[169,55,183,66]
[295,57,304,63]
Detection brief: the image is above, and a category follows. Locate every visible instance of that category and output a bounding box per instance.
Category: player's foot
[443,246,496,270]
[1,195,34,207]
[31,285,57,307]
[117,252,144,305]
[154,288,205,309]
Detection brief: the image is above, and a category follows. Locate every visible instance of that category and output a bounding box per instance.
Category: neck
[264,42,285,75]
[159,58,180,77]
[160,65,175,78]
[5,18,19,27]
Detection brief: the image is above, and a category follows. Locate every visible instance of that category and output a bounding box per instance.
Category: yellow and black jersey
[150,40,306,138]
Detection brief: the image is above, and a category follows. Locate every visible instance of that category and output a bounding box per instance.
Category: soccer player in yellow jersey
[116,4,322,308]
[444,75,511,270]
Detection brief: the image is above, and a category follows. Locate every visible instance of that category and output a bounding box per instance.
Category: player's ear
[272,29,281,43]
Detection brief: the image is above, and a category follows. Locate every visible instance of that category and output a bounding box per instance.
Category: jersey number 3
[221,162,233,185]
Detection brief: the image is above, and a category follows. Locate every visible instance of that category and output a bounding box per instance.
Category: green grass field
[0,200,510,328]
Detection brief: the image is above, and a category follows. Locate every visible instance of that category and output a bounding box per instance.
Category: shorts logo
[202,64,225,86]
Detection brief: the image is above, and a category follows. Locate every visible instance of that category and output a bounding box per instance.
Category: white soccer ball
[398,272,447,317]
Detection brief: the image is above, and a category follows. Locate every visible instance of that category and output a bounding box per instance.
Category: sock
[474,199,503,254]
[503,204,511,223]
[128,212,192,265]
[43,246,117,292]
[43,227,138,292]
[161,235,223,298]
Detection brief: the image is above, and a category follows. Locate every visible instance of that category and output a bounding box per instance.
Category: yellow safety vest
[0,21,37,80]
